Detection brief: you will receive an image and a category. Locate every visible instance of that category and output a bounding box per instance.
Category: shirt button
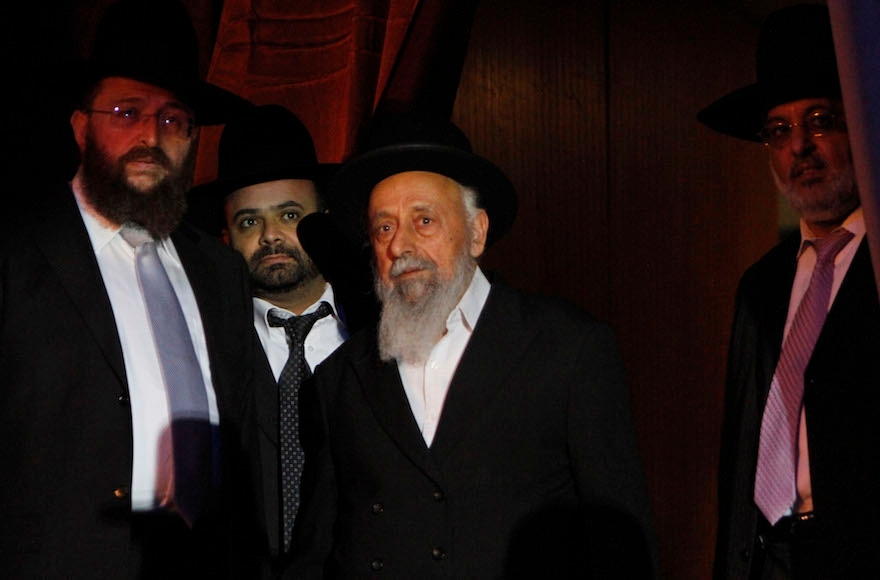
[370,559,384,571]
[432,546,446,560]
[371,502,384,514]
[432,490,445,502]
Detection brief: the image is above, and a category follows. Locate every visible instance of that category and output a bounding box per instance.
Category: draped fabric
[194,0,478,184]
[828,0,880,298]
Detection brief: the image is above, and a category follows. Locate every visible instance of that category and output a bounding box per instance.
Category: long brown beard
[79,136,195,238]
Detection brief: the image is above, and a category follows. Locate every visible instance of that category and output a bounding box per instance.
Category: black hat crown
[80,0,252,125]
[215,104,330,191]
[329,112,518,248]
[697,4,841,141]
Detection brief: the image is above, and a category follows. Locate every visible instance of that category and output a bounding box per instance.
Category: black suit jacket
[288,280,656,579]
[714,233,880,579]
[0,183,268,578]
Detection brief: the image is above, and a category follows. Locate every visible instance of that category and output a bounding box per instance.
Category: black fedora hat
[328,112,518,248]
[186,104,339,235]
[76,0,252,126]
[697,4,841,142]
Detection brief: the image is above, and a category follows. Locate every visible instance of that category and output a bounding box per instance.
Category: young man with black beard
[0,0,270,578]
[188,104,372,570]
[286,113,656,579]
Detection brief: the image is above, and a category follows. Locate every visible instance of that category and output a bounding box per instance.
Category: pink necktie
[754,228,854,524]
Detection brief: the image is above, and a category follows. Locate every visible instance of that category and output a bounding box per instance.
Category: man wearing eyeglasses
[698,4,880,580]
[0,0,270,578]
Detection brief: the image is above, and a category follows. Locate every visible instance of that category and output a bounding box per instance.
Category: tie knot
[119,224,152,248]
[268,302,333,342]
[809,228,855,265]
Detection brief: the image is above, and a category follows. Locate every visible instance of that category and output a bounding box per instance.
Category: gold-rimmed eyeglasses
[87,105,196,140]
[758,108,846,149]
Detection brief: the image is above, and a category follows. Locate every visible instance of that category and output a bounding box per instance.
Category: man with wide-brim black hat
[700,4,880,580]
[0,0,268,577]
[286,112,656,579]
[187,103,377,568]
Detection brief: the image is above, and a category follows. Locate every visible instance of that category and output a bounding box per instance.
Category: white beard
[375,252,476,365]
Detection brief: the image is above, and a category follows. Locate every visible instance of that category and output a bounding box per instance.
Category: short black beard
[247,242,321,296]
[79,136,194,238]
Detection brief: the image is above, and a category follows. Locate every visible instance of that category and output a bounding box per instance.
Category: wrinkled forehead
[368,170,464,212]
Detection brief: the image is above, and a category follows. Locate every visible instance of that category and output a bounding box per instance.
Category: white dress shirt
[75,197,219,512]
[398,266,491,447]
[252,283,348,381]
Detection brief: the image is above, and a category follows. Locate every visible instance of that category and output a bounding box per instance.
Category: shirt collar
[797,206,865,258]
[72,186,180,264]
[446,265,491,332]
[254,282,339,327]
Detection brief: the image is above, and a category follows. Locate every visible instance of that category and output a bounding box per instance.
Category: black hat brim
[697,79,843,143]
[696,83,765,142]
[70,59,254,126]
[329,143,517,249]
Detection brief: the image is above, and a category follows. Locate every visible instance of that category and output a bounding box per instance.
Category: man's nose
[789,124,817,155]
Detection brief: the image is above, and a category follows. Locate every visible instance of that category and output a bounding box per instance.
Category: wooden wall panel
[453,0,610,316]
[455,1,782,578]
[609,2,777,578]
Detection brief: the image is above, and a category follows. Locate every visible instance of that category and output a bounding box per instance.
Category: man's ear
[470,209,489,259]
[70,110,88,151]
[221,228,231,246]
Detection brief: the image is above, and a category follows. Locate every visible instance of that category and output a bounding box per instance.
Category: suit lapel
[354,347,441,481]
[430,283,534,463]
[38,184,127,389]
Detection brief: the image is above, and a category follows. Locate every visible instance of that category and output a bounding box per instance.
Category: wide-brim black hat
[328,112,518,248]
[75,0,252,126]
[697,4,841,142]
[186,104,339,235]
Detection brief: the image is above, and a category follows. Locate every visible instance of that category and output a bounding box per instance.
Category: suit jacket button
[370,559,384,571]
[371,502,384,514]
[432,546,446,560]
[117,393,129,406]
[113,486,129,500]
[432,490,445,502]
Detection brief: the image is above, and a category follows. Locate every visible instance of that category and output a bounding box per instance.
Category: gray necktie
[268,301,333,552]
[754,228,854,524]
[121,225,213,527]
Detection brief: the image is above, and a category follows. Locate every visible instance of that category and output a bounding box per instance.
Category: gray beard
[772,158,860,226]
[375,252,476,365]
[79,136,194,238]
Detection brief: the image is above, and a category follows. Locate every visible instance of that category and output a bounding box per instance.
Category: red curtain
[194,0,477,184]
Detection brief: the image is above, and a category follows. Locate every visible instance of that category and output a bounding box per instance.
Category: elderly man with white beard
[285,112,656,580]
